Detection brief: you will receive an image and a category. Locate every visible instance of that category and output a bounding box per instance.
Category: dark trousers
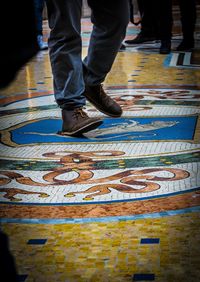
[34,0,46,35]
[179,0,196,42]
[138,0,172,40]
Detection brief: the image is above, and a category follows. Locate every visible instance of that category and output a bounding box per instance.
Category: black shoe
[119,43,126,51]
[125,32,157,44]
[84,84,122,117]
[59,108,103,136]
[160,40,171,54]
[176,40,194,51]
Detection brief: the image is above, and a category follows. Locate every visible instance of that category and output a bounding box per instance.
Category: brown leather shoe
[59,108,103,136]
[84,84,122,117]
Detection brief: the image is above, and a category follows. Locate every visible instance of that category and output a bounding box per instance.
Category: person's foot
[59,107,103,136]
[119,43,126,51]
[160,40,171,54]
[125,32,157,45]
[37,35,48,50]
[176,40,194,51]
[84,84,122,117]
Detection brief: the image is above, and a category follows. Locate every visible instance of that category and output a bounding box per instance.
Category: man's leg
[125,0,157,45]
[177,0,196,51]
[141,1,157,38]
[83,0,129,117]
[34,0,48,50]
[46,0,102,135]
[84,0,129,85]
[33,0,45,36]
[46,0,85,109]
[156,0,172,54]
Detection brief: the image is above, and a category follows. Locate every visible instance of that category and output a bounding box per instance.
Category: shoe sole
[176,48,194,52]
[124,40,157,45]
[85,95,122,118]
[58,120,103,137]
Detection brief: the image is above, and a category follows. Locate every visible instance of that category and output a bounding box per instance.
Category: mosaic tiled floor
[1,6,200,282]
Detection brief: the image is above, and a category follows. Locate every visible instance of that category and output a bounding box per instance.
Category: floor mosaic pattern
[0,5,200,282]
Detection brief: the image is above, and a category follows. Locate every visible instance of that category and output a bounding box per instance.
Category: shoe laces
[73,108,88,119]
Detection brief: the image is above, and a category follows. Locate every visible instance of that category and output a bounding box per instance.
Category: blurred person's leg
[34,0,45,36]
[125,0,157,44]
[141,0,157,38]
[0,231,18,282]
[177,0,196,51]
[156,0,173,54]
[0,0,39,88]
[34,0,48,50]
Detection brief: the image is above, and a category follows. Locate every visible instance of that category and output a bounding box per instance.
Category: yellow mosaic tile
[2,212,200,282]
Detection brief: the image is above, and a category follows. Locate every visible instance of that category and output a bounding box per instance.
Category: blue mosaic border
[1,206,199,224]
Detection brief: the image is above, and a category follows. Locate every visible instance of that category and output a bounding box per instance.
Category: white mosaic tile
[0,163,199,204]
[0,142,199,160]
[106,89,200,100]
[0,95,56,110]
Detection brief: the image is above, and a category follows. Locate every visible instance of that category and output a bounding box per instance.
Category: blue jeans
[45,0,129,109]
